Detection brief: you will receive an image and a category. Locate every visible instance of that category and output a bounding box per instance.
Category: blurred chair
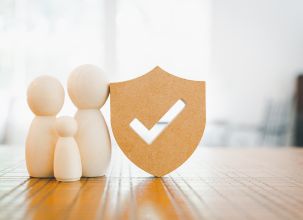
[259,100,294,146]
[294,75,303,146]
[0,93,11,145]
[201,99,293,147]
[2,95,32,146]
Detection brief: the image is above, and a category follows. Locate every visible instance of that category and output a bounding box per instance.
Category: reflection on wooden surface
[119,178,194,220]
[1,146,303,220]
[132,179,180,219]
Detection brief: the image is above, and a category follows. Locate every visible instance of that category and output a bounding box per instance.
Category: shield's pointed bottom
[149,172,167,178]
[141,167,175,177]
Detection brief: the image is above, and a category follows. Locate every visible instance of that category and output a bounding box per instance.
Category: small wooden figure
[54,116,82,182]
[67,64,111,177]
[26,75,64,177]
[110,67,206,177]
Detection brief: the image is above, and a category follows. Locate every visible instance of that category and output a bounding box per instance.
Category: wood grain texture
[1,146,303,220]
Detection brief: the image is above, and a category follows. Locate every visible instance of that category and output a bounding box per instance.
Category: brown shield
[110,67,206,176]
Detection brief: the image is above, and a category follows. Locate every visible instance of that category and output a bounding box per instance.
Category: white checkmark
[130,99,186,144]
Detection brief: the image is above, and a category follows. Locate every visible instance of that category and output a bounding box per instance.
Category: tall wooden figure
[67,64,111,177]
[26,75,65,177]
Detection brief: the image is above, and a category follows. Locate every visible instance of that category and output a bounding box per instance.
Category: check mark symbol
[130,99,186,144]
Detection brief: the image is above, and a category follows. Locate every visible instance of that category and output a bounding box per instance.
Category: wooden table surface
[0,146,303,220]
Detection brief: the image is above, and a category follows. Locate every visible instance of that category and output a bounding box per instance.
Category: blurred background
[1,0,303,147]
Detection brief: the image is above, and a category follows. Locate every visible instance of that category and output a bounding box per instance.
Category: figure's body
[68,64,111,177]
[26,76,64,177]
[75,109,111,176]
[54,116,82,182]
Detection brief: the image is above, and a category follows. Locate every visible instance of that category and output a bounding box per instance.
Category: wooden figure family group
[26,65,206,179]
[26,64,111,182]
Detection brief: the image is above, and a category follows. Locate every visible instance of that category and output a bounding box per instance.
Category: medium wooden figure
[67,64,111,177]
[26,75,64,177]
[110,67,206,177]
[54,116,82,182]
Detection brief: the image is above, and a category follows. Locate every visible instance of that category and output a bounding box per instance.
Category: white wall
[112,0,303,129]
[111,0,212,82]
[2,0,303,146]
[210,0,303,125]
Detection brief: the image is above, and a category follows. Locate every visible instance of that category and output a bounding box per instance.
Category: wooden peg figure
[54,116,82,182]
[26,75,64,177]
[68,64,111,177]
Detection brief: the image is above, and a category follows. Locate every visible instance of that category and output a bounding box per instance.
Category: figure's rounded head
[67,64,109,109]
[55,116,77,137]
[27,75,64,116]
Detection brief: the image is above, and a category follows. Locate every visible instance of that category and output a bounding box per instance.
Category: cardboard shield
[110,67,206,176]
